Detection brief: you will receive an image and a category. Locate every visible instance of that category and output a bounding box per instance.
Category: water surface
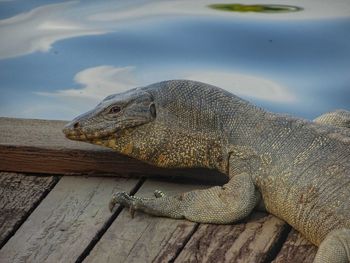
[0,0,349,120]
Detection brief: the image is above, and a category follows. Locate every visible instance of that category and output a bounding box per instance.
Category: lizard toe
[109,191,134,212]
[154,190,166,198]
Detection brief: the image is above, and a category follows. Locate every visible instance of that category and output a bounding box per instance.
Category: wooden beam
[0,176,139,263]
[272,229,317,263]
[0,172,58,248]
[84,179,208,263]
[0,118,226,183]
[175,213,289,263]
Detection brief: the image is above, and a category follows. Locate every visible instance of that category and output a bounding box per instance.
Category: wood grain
[0,176,138,263]
[175,213,288,263]
[0,172,58,248]
[272,229,317,263]
[84,180,209,263]
[0,118,226,183]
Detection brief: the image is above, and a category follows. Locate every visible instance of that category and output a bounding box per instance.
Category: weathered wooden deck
[0,118,317,263]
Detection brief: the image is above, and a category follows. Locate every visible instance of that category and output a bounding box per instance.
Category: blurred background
[0,0,349,120]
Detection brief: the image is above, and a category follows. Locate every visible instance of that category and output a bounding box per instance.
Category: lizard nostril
[73,122,80,129]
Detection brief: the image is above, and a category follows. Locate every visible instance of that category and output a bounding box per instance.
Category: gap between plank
[0,175,61,250]
[168,223,200,263]
[75,177,146,263]
[263,224,292,263]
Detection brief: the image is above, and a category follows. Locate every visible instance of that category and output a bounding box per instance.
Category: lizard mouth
[63,126,117,142]
[63,120,146,142]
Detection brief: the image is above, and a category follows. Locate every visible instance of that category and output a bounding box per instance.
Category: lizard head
[63,80,228,171]
[63,87,156,147]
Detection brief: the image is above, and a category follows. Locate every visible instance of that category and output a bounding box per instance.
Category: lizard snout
[62,121,85,140]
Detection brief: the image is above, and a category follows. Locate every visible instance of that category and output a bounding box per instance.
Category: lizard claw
[109,191,134,212]
[129,206,135,218]
[109,197,116,212]
[154,190,166,198]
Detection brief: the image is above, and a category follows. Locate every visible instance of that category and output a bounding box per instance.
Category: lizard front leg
[314,228,350,263]
[109,172,260,224]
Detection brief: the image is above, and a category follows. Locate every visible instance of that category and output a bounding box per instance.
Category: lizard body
[314,110,350,129]
[63,80,350,262]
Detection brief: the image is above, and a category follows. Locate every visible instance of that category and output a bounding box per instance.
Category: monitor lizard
[63,80,350,263]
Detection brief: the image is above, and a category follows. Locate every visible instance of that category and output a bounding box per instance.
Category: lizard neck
[101,121,228,171]
[228,105,271,150]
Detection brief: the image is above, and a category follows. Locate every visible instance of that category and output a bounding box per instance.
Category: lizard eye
[109,105,121,114]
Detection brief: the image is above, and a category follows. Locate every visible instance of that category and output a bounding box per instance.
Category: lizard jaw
[62,123,118,142]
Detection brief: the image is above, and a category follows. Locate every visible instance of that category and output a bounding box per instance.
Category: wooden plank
[0,176,139,263]
[0,172,58,248]
[0,118,225,183]
[84,180,209,263]
[175,213,289,263]
[272,229,317,263]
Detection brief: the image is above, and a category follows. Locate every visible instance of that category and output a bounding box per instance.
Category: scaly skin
[314,110,350,129]
[63,80,350,263]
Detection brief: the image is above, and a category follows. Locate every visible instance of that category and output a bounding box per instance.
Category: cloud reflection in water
[0,0,349,120]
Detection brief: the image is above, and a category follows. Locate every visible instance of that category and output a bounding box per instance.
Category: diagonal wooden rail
[0,118,226,183]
